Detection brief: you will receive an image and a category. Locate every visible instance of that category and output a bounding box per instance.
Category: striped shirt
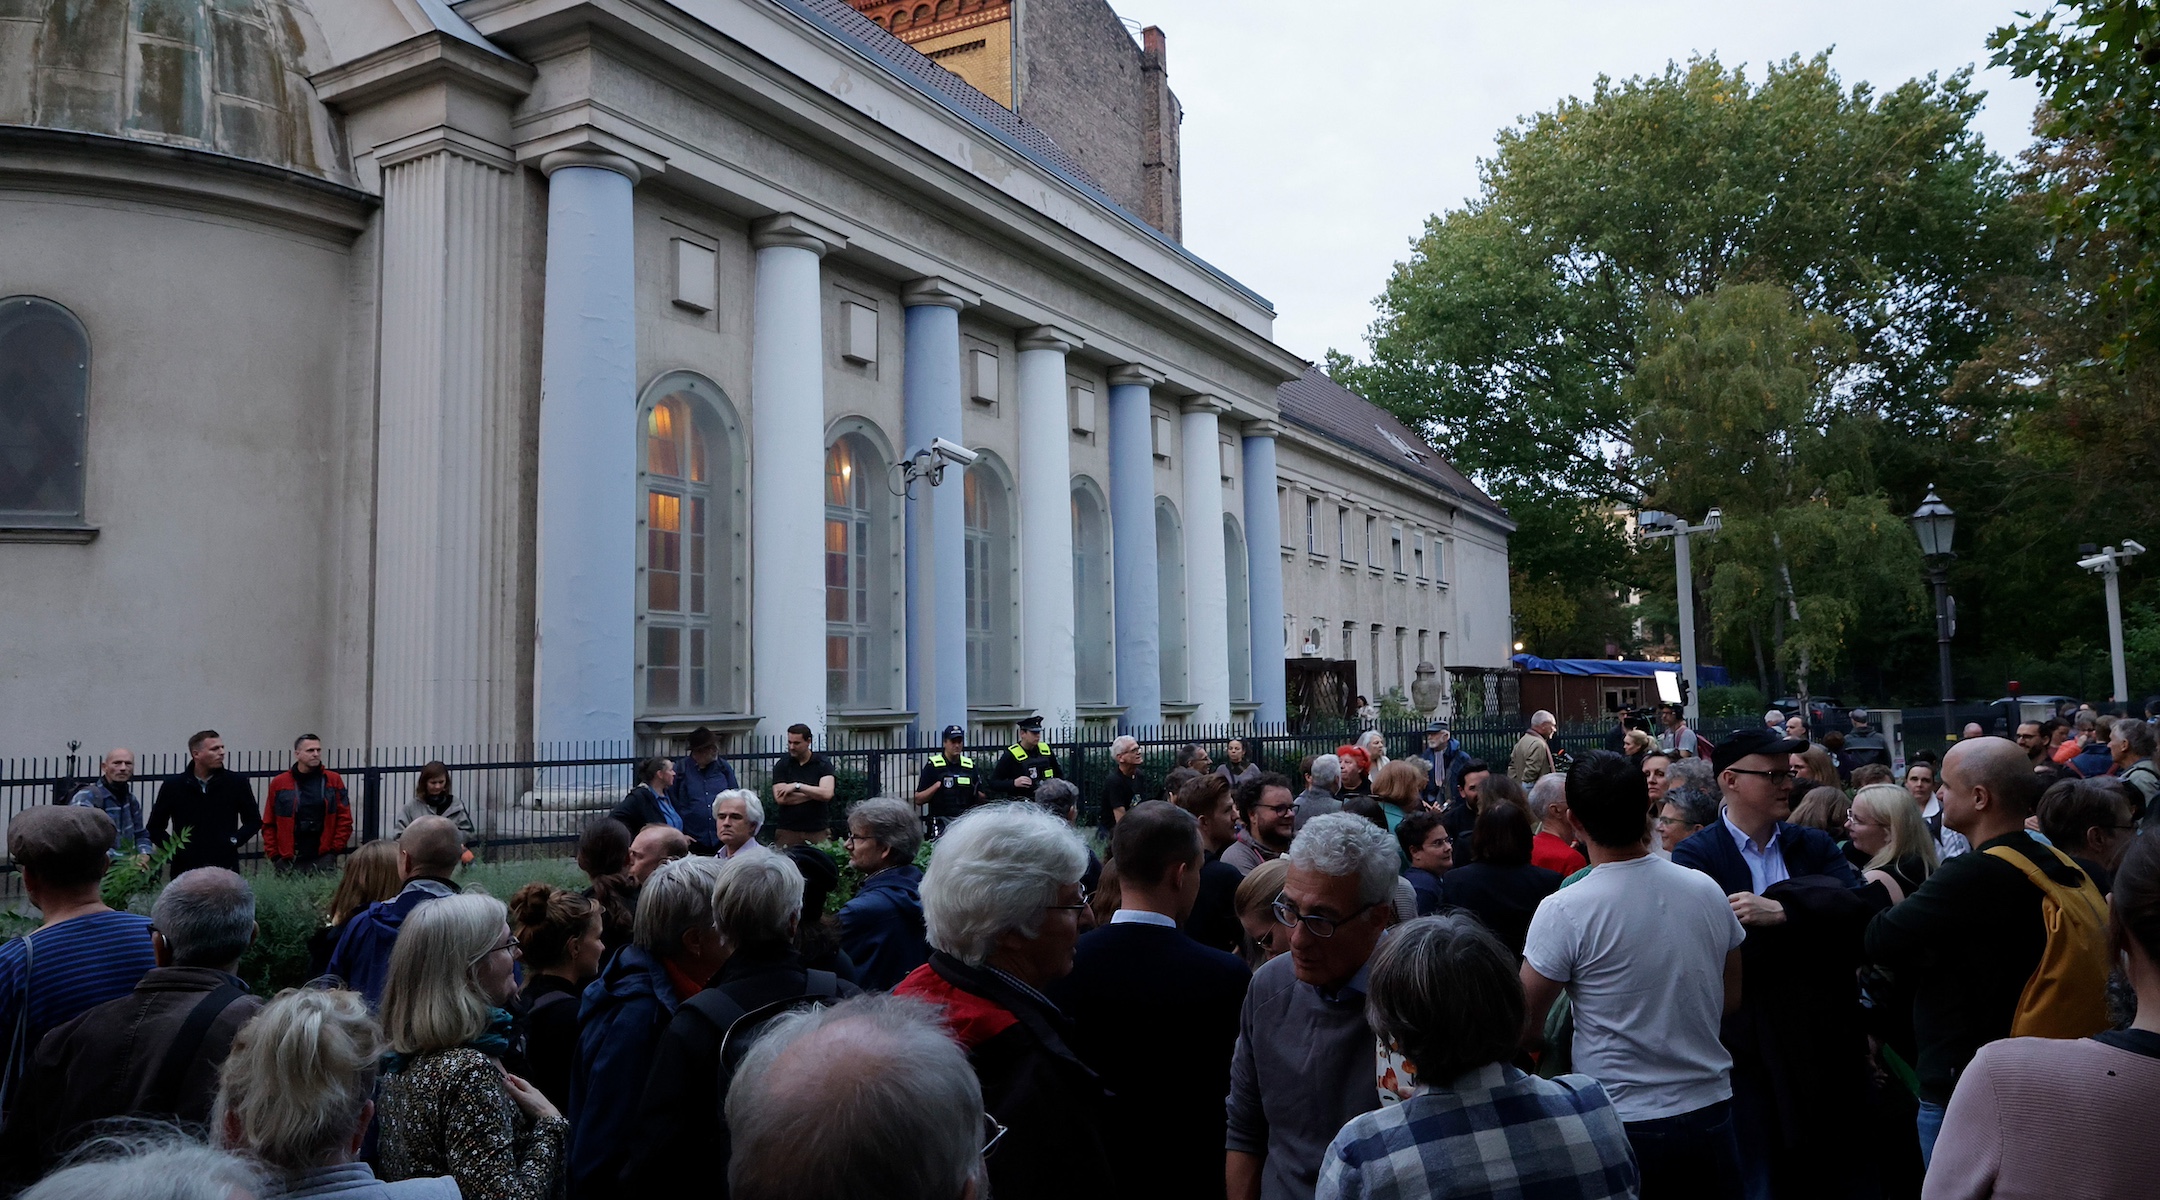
[0,910,156,1055]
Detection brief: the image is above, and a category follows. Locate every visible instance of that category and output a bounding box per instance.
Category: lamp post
[2077,540,2146,703]
[1638,508,1723,725]
[1909,486,1957,742]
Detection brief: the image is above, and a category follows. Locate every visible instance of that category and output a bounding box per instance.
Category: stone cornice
[515,119,670,183]
[0,125,376,237]
[311,30,535,112]
[1108,363,1167,389]
[1241,419,1285,439]
[1181,394,1232,418]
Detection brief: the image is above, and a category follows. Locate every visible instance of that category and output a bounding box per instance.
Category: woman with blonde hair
[374,893,567,1200]
[214,987,456,1198]
[1791,744,1841,792]
[1843,783,1938,903]
[306,839,402,978]
[1234,857,1292,969]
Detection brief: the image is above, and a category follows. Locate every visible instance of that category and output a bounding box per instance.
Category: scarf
[382,1007,515,1076]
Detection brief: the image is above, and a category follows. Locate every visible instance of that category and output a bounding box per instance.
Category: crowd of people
[3,704,2157,1200]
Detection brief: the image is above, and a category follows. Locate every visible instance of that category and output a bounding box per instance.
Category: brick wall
[1012,0,1181,238]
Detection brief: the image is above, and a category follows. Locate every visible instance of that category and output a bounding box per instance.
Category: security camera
[930,438,978,468]
[2078,554,2110,572]
[1636,510,1673,531]
[2125,539,2147,557]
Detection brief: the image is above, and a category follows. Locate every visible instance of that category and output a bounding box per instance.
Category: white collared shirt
[1722,809,1790,894]
[1109,909,1178,928]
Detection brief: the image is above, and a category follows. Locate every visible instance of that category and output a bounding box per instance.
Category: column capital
[900,276,982,310]
[517,124,666,183]
[1018,324,1085,353]
[1181,394,1232,417]
[751,211,849,256]
[1240,418,1285,438]
[1108,363,1167,388]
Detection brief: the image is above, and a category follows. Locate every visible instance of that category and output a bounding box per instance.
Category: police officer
[987,713,1062,800]
[913,724,980,821]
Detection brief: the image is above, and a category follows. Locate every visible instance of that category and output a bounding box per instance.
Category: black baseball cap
[1711,727,1807,773]
[939,724,966,743]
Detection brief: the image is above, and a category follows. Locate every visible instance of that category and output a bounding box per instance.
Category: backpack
[1982,841,2112,1040]
[714,970,845,1083]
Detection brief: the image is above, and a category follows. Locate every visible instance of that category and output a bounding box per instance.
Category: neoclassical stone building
[0,0,1510,755]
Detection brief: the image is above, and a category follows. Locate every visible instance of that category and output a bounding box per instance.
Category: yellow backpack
[1982,841,2112,1040]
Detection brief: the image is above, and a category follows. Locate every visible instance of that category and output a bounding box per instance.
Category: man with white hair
[1764,709,1785,731]
[1293,754,1343,831]
[1510,712,1559,785]
[727,994,986,1200]
[1526,772,1588,876]
[1227,812,1398,1200]
[712,789,765,860]
[1099,734,1148,834]
[8,868,262,1177]
[895,803,1112,1200]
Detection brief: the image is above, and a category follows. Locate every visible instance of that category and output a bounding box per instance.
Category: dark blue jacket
[323,878,458,1006]
[1670,817,1862,896]
[2068,745,2116,780]
[1404,867,1445,916]
[837,865,928,991]
[668,755,737,854]
[570,944,685,1199]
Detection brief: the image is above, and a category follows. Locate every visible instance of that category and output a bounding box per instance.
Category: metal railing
[1,715,1762,871]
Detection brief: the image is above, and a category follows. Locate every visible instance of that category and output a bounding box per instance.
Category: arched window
[0,297,90,527]
[1225,515,1252,703]
[1155,497,1187,706]
[826,430,900,710]
[1071,478,1114,705]
[637,373,746,716]
[963,457,1017,706]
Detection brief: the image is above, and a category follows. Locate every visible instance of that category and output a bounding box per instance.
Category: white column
[370,136,524,750]
[1180,396,1233,723]
[1241,421,1289,723]
[901,278,978,737]
[533,150,641,748]
[1107,364,1164,727]
[750,213,847,739]
[1017,326,1082,729]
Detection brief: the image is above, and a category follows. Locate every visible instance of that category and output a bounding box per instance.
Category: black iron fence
[1,715,1764,872]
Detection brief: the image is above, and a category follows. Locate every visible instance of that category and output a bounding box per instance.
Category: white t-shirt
[1522,853,1746,1122]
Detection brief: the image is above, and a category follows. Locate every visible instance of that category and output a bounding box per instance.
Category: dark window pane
[0,297,90,521]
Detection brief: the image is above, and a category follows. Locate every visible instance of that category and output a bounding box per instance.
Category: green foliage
[821,835,936,915]
[101,830,189,911]
[1699,683,1769,720]
[1334,51,2034,661]
[1376,689,1421,721]
[1992,1,2160,365]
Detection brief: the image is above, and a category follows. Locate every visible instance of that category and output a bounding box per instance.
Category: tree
[1334,52,2033,657]
[1629,284,1930,700]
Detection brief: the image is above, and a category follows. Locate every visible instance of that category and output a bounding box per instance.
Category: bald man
[70,748,152,861]
[627,824,690,886]
[1865,736,2110,1166]
[325,816,465,1006]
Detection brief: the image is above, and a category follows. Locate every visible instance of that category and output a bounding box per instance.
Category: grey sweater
[1226,952,1379,1200]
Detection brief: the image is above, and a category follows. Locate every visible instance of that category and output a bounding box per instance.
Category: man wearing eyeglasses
[1670,728,1870,1200]
[1227,812,1397,1200]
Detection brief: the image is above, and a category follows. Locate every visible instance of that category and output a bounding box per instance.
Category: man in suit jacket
[1050,801,1251,1200]
[1672,728,1878,1200]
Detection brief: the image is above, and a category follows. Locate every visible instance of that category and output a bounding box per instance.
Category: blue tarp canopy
[1511,655,1731,688]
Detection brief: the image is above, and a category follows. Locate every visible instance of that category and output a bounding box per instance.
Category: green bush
[1699,683,1769,720]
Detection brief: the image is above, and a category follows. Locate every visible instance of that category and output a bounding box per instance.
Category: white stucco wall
[0,190,359,755]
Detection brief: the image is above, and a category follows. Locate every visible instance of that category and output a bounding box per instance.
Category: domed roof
[0,0,354,185]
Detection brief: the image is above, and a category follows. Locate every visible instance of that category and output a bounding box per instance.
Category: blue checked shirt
[1317,1064,1639,1200]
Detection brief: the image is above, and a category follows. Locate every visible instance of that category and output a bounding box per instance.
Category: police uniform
[916,750,981,819]
[987,718,1062,799]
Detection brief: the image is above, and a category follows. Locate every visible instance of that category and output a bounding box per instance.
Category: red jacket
[1531,829,1587,876]
[261,768,353,861]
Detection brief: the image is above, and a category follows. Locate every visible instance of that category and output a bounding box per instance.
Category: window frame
[0,296,92,534]
[635,372,747,718]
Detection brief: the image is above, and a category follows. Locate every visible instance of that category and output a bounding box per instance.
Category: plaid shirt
[1317,1064,1639,1200]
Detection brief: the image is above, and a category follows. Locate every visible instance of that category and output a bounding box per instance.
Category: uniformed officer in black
[987,713,1062,800]
[913,724,980,820]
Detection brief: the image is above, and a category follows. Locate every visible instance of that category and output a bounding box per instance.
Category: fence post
[362,767,382,844]
[866,749,883,801]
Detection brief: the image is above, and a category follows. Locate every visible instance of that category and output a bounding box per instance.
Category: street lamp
[1909,486,1957,741]
[2077,540,2146,703]
[1638,507,1722,725]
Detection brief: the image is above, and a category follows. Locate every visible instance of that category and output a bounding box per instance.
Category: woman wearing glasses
[375,894,567,1200]
[1844,783,1939,905]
